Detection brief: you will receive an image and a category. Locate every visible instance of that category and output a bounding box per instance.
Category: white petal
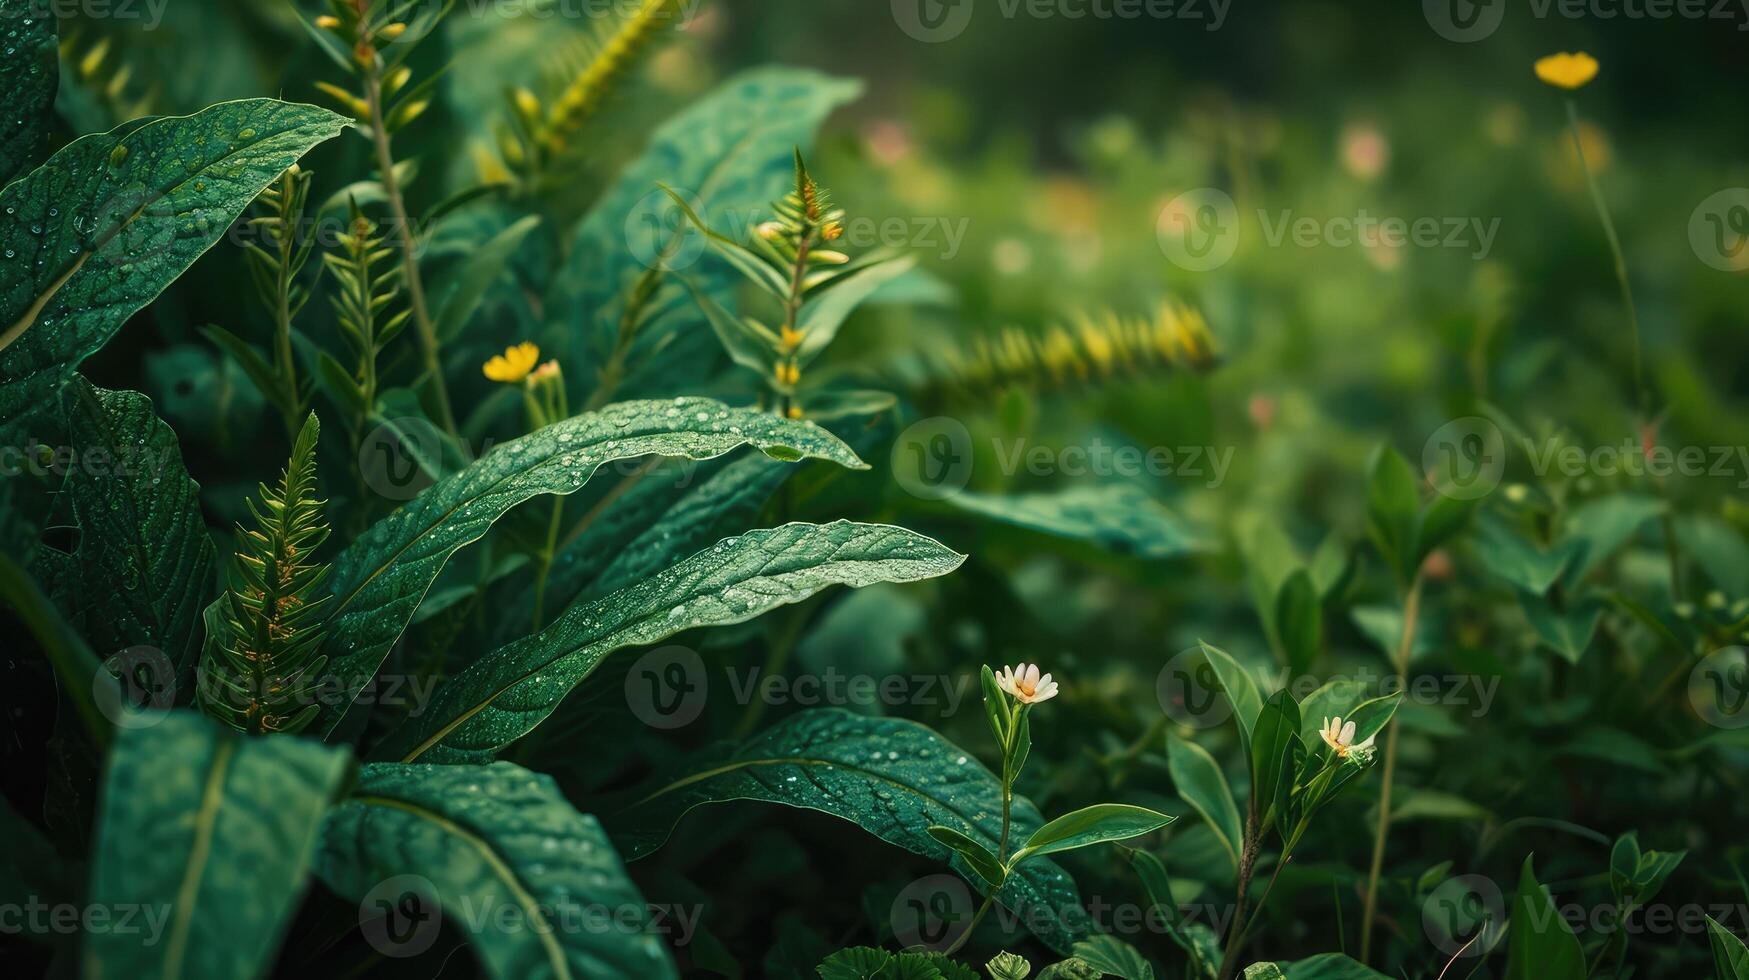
[1341,720,1356,745]
[1024,664,1040,686]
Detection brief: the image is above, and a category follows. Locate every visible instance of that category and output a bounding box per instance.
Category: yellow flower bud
[379,22,408,41]
[314,14,341,29]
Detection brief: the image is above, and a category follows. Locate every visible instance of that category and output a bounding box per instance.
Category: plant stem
[1564,98,1646,416]
[1359,571,1424,964]
[1216,800,1261,980]
[363,69,457,437]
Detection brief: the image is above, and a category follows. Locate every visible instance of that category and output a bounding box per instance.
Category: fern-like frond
[198,413,332,735]
[906,302,1221,402]
[494,0,689,184]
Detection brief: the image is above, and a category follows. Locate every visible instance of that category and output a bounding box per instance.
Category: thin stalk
[1216,800,1262,980]
[943,699,1023,958]
[1359,571,1425,963]
[1564,98,1645,416]
[363,67,456,436]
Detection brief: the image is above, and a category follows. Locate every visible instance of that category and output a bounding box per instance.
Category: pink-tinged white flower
[1319,716,1376,759]
[997,664,1059,704]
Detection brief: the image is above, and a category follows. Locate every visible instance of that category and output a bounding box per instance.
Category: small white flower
[1319,716,1375,759]
[996,663,1059,704]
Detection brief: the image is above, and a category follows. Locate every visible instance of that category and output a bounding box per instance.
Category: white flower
[997,663,1059,704]
[1319,716,1375,759]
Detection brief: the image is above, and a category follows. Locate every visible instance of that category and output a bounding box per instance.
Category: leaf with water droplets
[0,0,57,188]
[85,711,352,979]
[314,761,677,980]
[318,400,866,736]
[374,521,963,764]
[0,99,349,441]
[53,376,215,682]
[947,483,1212,560]
[605,708,1090,955]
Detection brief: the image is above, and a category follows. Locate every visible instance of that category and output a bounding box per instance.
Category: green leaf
[1364,445,1420,583]
[1070,935,1154,980]
[314,761,676,979]
[0,0,57,188]
[794,255,917,365]
[1249,690,1300,831]
[56,377,216,679]
[818,947,895,979]
[947,485,1211,560]
[608,708,1091,955]
[1505,856,1585,980]
[1166,735,1242,871]
[1250,953,1389,978]
[1122,848,1215,976]
[1389,789,1492,824]
[0,100,349,440]
[1198,641,1264,750]
[548,67,862,395]
[1273,570,1321,674]
[1010,804,1174,865]
[85,712,351,979]
[317,398,866,735]
[1709,915,1749,979]
[1559,494,1664,585]
[1415,492,1474,564]
[981,664,1010,746]
[1473,519,1574,595]
[1524,597,1603,665]
[434,214,541,342]
[987,951,1033,980]
[927,825,1006,886]
[375,521,964,763]
[200,324,296,418]
[1608,831,1642,905]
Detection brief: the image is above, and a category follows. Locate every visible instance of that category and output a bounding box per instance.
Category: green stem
[1565,98,1646,416]
[1359,571,1424,964]
[364,68,457,437]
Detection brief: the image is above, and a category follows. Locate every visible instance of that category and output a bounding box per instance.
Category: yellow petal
[1534,52,1598,90]
[483,341,541,382]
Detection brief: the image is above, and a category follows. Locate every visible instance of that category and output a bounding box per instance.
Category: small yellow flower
[779,325,803,351]
[527,359,561,384]
[774,362,800,386]
[1319,716,1376,759]
[314,14,340,29]
[483,342,541,383]
[996,663,1059,704]
[755,221,785,240]
[1534,52,1599,90]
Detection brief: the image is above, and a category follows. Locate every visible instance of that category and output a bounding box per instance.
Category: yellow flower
[483,342,541,383]
[996,663,1059,704]
[1534,52,1599,90]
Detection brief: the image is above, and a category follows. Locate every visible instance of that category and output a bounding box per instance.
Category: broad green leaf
[1248,953,1389,979]
[547,67,862,396]
[434,214,541,342]
[56,377,216,680]
[1249,690,1300,831]
[1608,831,1642,904]
[927,825,1006,886]
[1675,515,1749,598]
[1010,804,1174,865]
[607,708,1091,955]
[1123,848,1215,976]
[0,100,349,440]
[314,762,675,980]
[1236,512,1301,650]
[1390,789,1492,823]
[948,485,1211,560]
[375,521,964,763]
[1365,444,1420,583]
[1166,735,1242,871]
[1198,641,1264,749]
[817,947,895,979]
[317,398,866,735]
[1071,935,1155,980]
[1296,679,1370,748]
[1524,597,1603,665]
[500,452,797,638]
[0,0,57,188]
[85,711,351,979]
[1473,519,1573,595]
[1505,856,1585,980]
[1416,492,1475,564]
[1273,570,1321,674]
[1709,915,1749,979]
[1559,494,1664,585]
[794,255,917,365]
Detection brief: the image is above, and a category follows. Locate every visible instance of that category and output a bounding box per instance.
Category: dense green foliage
[3,2,1748,979]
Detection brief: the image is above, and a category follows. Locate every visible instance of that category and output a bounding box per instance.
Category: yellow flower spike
[779,325,804,351]
[483,342,541,383]
[1535,52,1599,90]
